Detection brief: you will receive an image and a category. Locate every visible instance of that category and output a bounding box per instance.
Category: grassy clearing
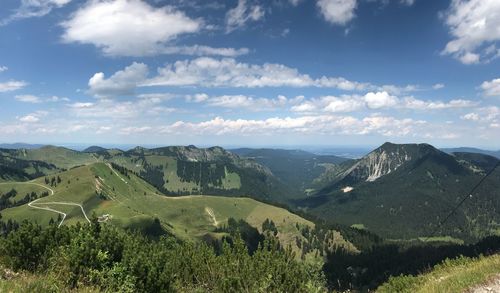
[376,254,500,293]
[0,265,98,293]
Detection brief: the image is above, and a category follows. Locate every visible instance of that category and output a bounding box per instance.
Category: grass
[376,254,500,293]
[12,146,97,170]
[1,162,356,262]
[0,265,98,293]
[108,154,242,193]
[0,182,50,202]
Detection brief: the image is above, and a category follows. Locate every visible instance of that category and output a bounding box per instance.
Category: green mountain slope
[92,145,295,202]
[0,162,356,259]
[302,142,500,241]
[231,148,353,196]
[377,254,500,293]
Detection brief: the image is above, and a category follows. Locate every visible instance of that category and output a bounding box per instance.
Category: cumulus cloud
[0,66,8,73]
[432,83,445,90]
[88,62,148,97]
[0,80,28,92]
[401,0,415,6]
[225,0,265,32]
[1,0,71,26]
[159,114,425,137]
[401,97,476,110]
[142,57,412,92]
[15,94,42,103]
[364,91,398,109]
[481,78,500,97]
[18,111,48,123]
[291,92,476,113]
[442,0,500,64]
[206,94,288,111]
[316,0,357,26]
[61,0,243,57]
[461,106,499,123]
[68,95,176,118]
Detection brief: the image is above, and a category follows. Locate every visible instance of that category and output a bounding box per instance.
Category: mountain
[0,146,96,171]
[88,145,296,202]
[231,148,353,196]
[82,145,108,153]
[0,162,356,259]
[442,147,500,159]
[302,142,500,242]
[0,143,44,149]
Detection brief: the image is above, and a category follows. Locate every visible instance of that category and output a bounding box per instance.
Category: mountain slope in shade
[231,148,352,196]
[442,147,500,159]
[304,142,500,242]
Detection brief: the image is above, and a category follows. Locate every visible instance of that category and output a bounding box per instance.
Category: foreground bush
[0,220,326,292]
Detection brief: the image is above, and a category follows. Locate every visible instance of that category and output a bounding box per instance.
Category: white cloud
[61,0,201,57]
[68,96,175,119]
[119,126,152,135]
[18,111,48,123]
[206,94,288,111]
[461,106,499,122]
[0,80,28,92]
[159,114,425,137]
[364,91,398,109]
[46,95,70,102]
[225,0,265,32]
[88,62,148,97]
[432,83,445,90]
[161,45,249,57]
[289,0,304,6]
[0,66,8,72]
[143,57,408,91]
[481,78,500,96]
[462,112,480,121]
[1,0,71,26]
[291,95,364,113]
[291,93,475,113]
[186,93,209,103]
[15,94,41,103]
[317,0,357,26]
[402,97,476,110]
[442,0,500,64]
[401,0,415,6]
[19,115,40,123]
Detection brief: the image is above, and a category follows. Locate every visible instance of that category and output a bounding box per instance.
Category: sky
[0,0,499,149]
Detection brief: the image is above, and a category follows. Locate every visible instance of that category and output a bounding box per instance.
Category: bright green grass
[14,146,97,170]
[377,254,500,293]
[0,182,49,202]
[1,162,356,262]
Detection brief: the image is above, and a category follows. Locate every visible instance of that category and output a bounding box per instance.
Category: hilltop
[0,162,356,260]
[301,142,500,241]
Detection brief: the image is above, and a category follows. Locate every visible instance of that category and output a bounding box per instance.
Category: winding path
[1,181,91,227]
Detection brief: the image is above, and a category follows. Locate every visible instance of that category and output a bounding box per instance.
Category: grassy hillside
[92,145,296,202]
[377,254,500,293]
[0,162,356,261]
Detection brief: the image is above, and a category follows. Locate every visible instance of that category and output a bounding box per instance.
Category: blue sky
[0,0,499,148]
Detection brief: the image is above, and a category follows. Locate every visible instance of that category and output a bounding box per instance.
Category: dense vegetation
[323,235,500,291]
[0,219,326,292]
[377,254,500,293]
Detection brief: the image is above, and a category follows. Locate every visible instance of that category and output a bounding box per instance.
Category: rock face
[338,142,437,184]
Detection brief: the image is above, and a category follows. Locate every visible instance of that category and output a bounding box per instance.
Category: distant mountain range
[0,143,45,149]
[1,142,499,243]
[441,147,500,159]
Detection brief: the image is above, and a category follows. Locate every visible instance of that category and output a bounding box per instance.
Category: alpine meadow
[0,0,499,292]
